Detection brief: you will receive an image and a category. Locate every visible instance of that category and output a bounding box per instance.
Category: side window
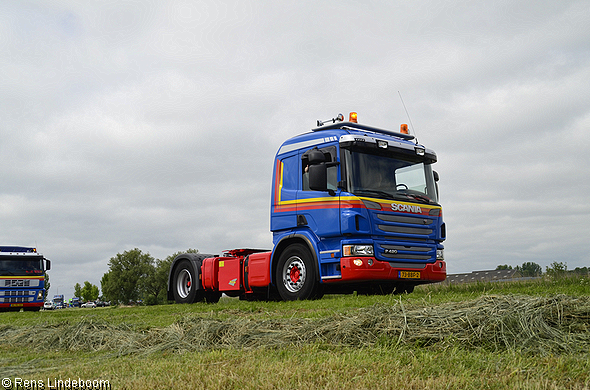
[302,145,338,191]
[395,163,426,192]
[281,155,298,191]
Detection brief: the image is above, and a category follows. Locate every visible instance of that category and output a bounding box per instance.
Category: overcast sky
[1,1,589,300]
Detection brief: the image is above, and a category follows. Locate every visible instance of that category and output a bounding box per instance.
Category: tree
[516,262,542,277]
[572,267,589,276]
[74,282,82,298]
[80,281,99,301]
[496,265,513,270]
[545,261,567,278]
[101,248,155,304]
[100,273,110,301]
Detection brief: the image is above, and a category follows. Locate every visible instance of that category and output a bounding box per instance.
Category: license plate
[10,303,24,307]
[399,271,421,279]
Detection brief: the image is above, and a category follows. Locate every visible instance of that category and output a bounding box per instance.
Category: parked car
[82,301,96,308]
[43,301,55,310]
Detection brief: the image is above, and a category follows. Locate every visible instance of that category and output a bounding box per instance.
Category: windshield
[0,256,44,276]
[343,148,438,204]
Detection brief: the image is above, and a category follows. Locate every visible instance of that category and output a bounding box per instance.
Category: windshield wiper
[354,189,434,205]
[396,190,433,204]
[353,189,397,199]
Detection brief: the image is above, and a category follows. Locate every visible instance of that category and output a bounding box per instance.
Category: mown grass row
[1,276,589,389]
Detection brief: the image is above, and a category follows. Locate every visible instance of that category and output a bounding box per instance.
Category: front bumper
[0,302,43,309]
[323,257,446,284]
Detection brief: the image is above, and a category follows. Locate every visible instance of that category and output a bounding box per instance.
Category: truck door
[298,145,340,238]
[271,154,299,232]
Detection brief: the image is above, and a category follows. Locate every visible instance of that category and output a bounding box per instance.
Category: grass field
[1,277,589,390]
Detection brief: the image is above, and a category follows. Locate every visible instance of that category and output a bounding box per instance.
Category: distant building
[445,269,523,285]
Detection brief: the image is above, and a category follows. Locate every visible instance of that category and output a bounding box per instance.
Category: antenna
[398,91,418,144]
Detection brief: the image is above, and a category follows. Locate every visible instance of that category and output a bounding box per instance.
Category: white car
[82,301,96,308]
[43,301,55,310]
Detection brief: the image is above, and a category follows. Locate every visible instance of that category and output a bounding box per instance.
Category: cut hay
[1,295,589,355]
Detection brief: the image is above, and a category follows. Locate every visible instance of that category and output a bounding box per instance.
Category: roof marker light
[317,113,344,127]
[400,124,409,134]
[349,112,358,123]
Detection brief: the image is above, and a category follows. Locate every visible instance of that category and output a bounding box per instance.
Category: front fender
[271,231,320,286]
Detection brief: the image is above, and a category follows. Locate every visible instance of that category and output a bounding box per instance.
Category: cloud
[1,0,589,299]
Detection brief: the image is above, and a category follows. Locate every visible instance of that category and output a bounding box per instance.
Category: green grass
[1,276,589,390]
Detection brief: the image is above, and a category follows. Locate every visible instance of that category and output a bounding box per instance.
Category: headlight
[436,249,444,260]
[343,244,374,256]
[37,291,44,300]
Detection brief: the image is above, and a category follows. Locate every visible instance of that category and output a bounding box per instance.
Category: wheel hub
[283,256,306,293]
[289,266,301,283]
[176,269,192,299]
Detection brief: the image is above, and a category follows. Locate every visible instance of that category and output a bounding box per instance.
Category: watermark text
[2,377,111,390]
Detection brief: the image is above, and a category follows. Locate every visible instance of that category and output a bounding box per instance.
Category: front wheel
[276,244,317,301]
[394,283,415,295]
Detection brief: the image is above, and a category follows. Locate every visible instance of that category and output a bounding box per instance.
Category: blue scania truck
[168,113,446,303]
[0,246,51,311]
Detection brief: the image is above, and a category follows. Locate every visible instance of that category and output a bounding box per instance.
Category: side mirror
[433,171,440,200]
[307,148,327,164]
[308,164,327,192]
[45,259,51,271]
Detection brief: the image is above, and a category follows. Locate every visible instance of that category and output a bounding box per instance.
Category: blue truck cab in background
[0,246,51,312]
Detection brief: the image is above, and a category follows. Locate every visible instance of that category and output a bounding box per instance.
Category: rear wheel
[172,260,203,304]
[204,291,221,304]
[276,244,317,301]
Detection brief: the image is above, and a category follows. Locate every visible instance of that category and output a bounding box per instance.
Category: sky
[1,1,589,300]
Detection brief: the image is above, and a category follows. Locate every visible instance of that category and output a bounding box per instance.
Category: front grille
[376,242,435,262]
[3,296,33,303]
[378,225,433,235]
[2,279,40,287]
[0,290,31,296]
[371,210,440,263]
[381,244,430,252]
[376,213,435,236]
[377,214,431,225]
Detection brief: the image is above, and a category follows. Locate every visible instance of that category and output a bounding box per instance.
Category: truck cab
[269,114,446,298]
[0,246,51,312]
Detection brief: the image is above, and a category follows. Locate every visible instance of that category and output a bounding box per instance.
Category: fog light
[353,259,363,266]
[367,259,374,266]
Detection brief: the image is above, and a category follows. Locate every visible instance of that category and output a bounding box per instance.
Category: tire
[172,260,203,304]
[394,283,415,295]
[204,291,222,304]
[374,283,396,295]
[276,244,317,301]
